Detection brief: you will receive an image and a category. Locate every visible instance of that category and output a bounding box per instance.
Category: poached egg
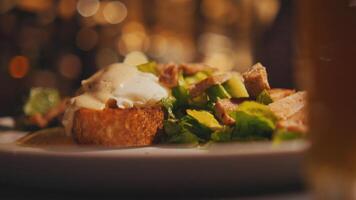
[62,63,168,135]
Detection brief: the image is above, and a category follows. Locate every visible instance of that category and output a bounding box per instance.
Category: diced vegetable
[167,129,200,144]
[206,84,231,102]
[137,61,158,75]
[184,72,208,85]
[223,74,249,98]
[161,97,176,119]
[211,126,233,142]
[172,86,189,106]
[188,93,209,109]
[273,129,303,143]
[164,119,181,136]
[256,90,273,105]
[163,115,211,143]
[186,109,222,130]
[24,88,61,116]
[164,119,199,144]
[180,115,211,141]
[230,101,277,140]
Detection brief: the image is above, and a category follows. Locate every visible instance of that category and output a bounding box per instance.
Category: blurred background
[0,0,295,116]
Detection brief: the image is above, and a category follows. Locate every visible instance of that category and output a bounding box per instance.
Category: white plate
[0,130,308,192]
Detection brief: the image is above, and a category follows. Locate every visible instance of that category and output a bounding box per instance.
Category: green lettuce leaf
[163,115,211,144]
[230,101,277,140]
[211,126,233,142]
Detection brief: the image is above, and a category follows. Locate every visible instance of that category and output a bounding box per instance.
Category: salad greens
[150,62,306,144]
[230,101,277,140]
[23,87,61,116]
[159,70,288,144]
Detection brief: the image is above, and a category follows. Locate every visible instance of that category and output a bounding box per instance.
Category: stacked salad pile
[138,62,307,144]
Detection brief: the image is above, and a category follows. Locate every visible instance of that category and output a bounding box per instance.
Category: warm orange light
[8,56,30,79]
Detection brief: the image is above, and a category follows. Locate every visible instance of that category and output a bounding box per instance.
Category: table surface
[1,183,310,200]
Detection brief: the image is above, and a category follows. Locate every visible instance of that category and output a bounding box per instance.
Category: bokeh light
[76,28,98,51]
[95,48,118,68]
[37,9,56,25]
[8,56,30,79]
[254,0,280,26]
[103,1,127,24]
[118,21,149,55]
[204,52,235,72]
[57,0,77,19]
[149,34,168,58]
[0,0,294,116]
[31,70,57,88]
[58,54,82,79]
[17,0,53,13]
[77,0,100,17]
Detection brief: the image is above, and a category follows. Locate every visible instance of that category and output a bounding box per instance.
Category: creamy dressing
[62,63,168,136]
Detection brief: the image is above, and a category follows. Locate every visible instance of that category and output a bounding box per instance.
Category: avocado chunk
[256,90,273,105]
[206,84,231,102]
[184,71,208,85]
[137,61,158,75]
[223,74,249,98]
[186,109,222,130]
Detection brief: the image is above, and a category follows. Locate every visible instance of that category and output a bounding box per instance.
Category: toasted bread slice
[72,107,164,147]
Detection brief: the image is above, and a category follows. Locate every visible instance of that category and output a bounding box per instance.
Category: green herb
[23,88,60,116]
[256,90,273,105]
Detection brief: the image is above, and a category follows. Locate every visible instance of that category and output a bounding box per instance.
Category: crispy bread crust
[72,107,164,147]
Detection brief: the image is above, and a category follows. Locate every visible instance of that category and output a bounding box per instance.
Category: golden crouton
[72,107,164,147]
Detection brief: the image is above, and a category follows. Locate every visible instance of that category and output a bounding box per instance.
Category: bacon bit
[158,63,180,88]
[180,63,214,75]
[214,99,238,125]
[189,73,231,98]
[269,91,306,120]
[271,92,308,134]
[268,88,296,102]
[242,63,271,97]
